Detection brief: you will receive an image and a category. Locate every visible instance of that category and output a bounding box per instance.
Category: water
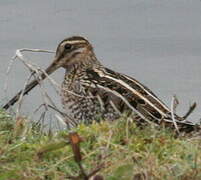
[1,0,201,123]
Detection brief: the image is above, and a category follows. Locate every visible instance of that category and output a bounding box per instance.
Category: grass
[0,109,201,180]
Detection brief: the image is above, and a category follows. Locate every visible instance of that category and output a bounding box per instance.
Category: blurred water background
[0,0,201,125]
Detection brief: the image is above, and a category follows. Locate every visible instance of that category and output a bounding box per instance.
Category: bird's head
[2,36,98,109]
[46,36,95,74]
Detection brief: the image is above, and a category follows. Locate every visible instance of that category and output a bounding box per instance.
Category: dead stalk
[170,95,180,134]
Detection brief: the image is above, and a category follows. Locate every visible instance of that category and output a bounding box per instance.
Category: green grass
[0,109,201,180]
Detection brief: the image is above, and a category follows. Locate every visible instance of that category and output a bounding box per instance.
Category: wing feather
[83,67,172,122]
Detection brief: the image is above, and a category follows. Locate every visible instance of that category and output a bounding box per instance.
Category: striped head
[46,36,96,74]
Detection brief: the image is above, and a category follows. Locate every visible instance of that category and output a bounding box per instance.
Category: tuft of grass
[0,109,201,180]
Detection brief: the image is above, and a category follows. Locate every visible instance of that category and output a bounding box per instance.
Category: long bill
[3,57,60,110]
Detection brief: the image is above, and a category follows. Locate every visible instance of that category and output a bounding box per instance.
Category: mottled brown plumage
[3,36,197,132]
[47,36,195,131]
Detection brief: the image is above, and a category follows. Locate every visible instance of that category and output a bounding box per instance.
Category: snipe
[3,36,197,131]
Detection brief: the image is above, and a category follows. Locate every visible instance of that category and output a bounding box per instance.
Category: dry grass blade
[170,95,180,134]
[3,48,94,111]
[37,141,69,158]
[183,102,197,120]
[3,48,56,110]
[15,73,35,116]
[87,164,105,179]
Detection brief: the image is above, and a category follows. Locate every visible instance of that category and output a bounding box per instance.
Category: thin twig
[3,48,56,109]
[11,49,55,121]
[48,104,78,128]
[3,48,94,110]
[16,73,34,116]
[15,48,55,54]
[182,102,197,120]
[87,163,105,179]
[4,57,15,95]
[170,95,180,134]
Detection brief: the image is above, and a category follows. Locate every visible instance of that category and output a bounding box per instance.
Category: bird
[3,36,197,132]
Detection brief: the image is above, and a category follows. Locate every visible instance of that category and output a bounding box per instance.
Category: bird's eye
[64,43,72,50]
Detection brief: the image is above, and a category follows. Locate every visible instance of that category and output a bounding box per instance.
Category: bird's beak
[43,56,61,77]
[3,56,61,109]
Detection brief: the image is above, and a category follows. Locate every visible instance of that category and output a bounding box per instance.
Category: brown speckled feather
[3,36,197,132]
[61,63,194,131]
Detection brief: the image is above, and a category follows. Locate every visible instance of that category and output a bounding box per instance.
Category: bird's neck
[64,54,102,75]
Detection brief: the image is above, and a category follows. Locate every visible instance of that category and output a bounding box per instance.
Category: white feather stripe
[120,74,170,111]
[100,74,168,117]
[93,84,154,124]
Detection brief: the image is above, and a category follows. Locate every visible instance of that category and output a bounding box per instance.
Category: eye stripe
[60,40,87,47]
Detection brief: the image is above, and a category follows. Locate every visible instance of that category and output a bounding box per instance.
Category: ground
[0,109,201,180]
